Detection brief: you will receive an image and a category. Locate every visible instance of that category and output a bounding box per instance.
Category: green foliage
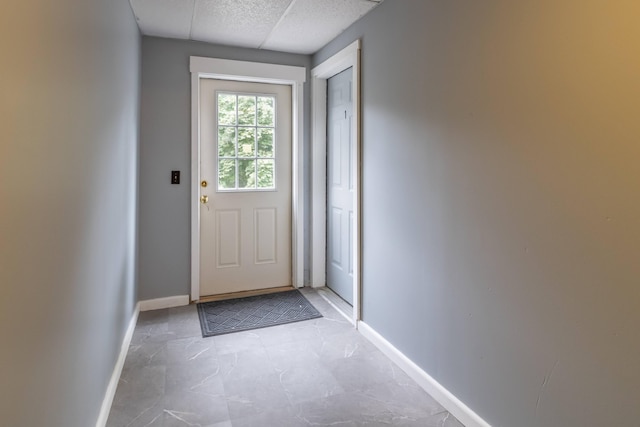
[218,127,236,157]
[238,159,256,189]
[257,97,274,126]
[218,94,236,125]
[257,128,274,157]
[237,127,256,157]
[238,96,256,126]
[218,159,236,189]
[257,160,274,188]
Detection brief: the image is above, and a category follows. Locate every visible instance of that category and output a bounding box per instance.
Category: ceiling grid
[129,0,382,54]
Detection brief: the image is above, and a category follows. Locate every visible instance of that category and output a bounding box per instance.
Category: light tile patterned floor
[107,288,465,427]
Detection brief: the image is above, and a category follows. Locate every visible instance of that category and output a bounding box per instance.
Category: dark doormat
[197,289,322,337]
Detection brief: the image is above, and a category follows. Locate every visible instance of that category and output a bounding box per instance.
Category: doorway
[190,56,306,301]
[326,68,354,305]
[311,41,361,325]
[198,79,292,297]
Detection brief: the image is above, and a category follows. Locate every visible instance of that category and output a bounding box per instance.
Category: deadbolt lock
[201,180,208,188]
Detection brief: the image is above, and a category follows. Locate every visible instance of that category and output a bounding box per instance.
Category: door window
[216,92,276,191]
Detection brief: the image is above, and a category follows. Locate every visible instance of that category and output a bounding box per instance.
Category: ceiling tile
[261,0,376,54]
[130,0,195,39]
[191,0,293,49]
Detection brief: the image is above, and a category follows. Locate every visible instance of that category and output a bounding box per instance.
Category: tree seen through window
[217,93,275,190]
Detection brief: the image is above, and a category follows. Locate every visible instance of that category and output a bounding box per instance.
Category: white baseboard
[95,302,140,427]
[139,295,190,311]
[357,321,491,427]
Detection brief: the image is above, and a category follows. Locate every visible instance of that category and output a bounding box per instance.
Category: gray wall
[138,37,311,300]
[314,1,640,426]
[0,1,140,426]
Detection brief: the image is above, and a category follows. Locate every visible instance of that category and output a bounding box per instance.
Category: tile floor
[107,288,465,427]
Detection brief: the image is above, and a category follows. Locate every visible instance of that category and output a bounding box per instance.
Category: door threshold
[196,285,296,303]
[316,287,354,325]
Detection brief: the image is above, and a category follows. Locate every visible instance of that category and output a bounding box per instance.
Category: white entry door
[199,79,292,297]
[326,68,354,305]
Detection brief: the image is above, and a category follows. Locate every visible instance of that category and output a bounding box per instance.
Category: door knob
[200,195,209,204]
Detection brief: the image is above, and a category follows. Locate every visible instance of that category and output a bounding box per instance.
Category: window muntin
[216,92,276,191]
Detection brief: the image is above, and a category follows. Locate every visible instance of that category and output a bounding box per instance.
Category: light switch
[171,170,180,184]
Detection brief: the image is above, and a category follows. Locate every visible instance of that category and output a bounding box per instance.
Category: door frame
[190,56,306,301]
[310,40,361,325]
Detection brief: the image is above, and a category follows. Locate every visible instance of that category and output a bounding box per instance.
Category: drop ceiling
[130,0,382,55]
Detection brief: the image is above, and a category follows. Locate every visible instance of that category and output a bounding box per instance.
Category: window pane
[218,127,236,157]
[238,159,256,189]
[237,96,256,126]
[215,92,276,192]
[218,94,236,125]
[257,159,274,188]
[237,127,256,158]
[257,96,275,127]
[218,159,236,189]
[257,128,274,157]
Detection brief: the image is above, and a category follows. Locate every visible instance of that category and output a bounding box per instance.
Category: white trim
[190,57,306,301]
[139,295,190,312]
[311,40,362,325]
[95,303,140,427]
[317,287,354,325]
[291,79,305,289]
[358,321,492,427]
[190,57,305,84]
[191,70,201,301]
[310,77,327,288]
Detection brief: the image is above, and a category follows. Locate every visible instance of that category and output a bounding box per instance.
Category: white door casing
[190,57,306,301]
[311,40,361,324]
[199,79,292,296]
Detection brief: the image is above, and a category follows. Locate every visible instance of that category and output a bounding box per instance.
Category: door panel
[216,209,240,268]
[331,207,343,267]
[199,79,292,297]
[326,68,354,305]
[254,207,277,264]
